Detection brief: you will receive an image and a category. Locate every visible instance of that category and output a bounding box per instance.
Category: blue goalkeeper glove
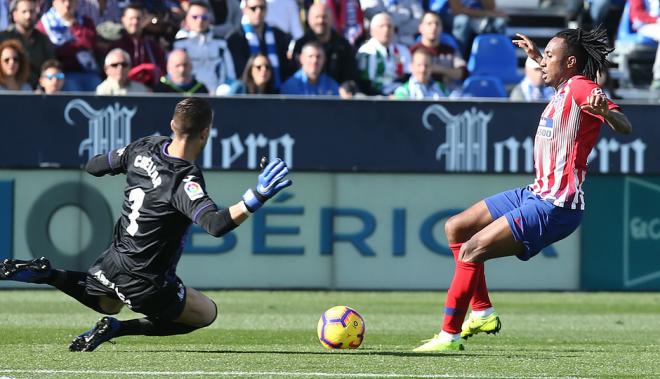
[242,158,293,212]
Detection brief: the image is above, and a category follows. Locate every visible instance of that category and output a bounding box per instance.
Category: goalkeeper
[0,97,292,352]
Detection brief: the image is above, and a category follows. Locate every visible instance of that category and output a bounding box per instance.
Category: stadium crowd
[0,0,655,98]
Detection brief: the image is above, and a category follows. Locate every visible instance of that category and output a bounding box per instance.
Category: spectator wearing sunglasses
[96,48,150,95]
[36,58,65,94]
[0,39,32,91]
[36,0,102,92]
[227,0,292,90]
[216,52,277,95]
[0,0,56,88]
[174,0,237,94]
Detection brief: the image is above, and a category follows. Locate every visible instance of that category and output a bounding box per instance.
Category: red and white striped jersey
[529,75,620,210]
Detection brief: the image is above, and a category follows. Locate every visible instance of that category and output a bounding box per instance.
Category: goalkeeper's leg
[0,257,118,314]
[70,286,217,351]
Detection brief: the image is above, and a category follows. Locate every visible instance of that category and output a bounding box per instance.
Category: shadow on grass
[133,349,576,359]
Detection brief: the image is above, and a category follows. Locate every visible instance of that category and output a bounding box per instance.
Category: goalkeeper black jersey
[97,136,217,282]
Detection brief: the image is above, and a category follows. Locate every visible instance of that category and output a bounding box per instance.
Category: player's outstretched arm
[195,158,292,238]
[581,94,633,135]
[85,154,116,177]
[512,33,542,64]
[241,158,293,213]
[603,109,632,135]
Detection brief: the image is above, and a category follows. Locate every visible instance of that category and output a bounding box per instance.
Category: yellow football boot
[413,335,464,352]
[460,312,501,339]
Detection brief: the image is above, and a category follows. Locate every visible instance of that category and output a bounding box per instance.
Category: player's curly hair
[554,26,613,82]
[172,97,213,138]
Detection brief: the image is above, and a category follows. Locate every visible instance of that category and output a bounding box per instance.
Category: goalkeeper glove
[242,158,292,212]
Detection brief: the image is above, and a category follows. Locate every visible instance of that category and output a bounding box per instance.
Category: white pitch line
[0,369,586,379]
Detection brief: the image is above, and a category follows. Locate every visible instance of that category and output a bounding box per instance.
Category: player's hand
[512,33,542,63]
[242,158,293,212]
[581,94,610,117]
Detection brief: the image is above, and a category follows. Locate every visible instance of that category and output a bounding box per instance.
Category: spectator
[281,41,338,95]
[292,3,356,84]
[111,3,166,88]
[322,0,364,45]
[0,38,32,91]
[96,48,150,94]
[356,12,411,95]
[446,0,507,56]
[630,0,660,90]
[1,0,9,31]
[207,0,242,38]
[565,0,612,28]
[140,1,184,45]
[76,0,121,25]
[216,52,277,95]
[509,57,554,101]
[181,0,242,39]
[174,0,236,92]
[265,0,303,40]
[361,0,423,46]
[393,46,446,99]
[410,11,467,90]
[338,79,361,98]
[36,58,64,93]
[36,0,101,91]
[228,0,291,89]
[0,0,55,88]
[155,48,209,94]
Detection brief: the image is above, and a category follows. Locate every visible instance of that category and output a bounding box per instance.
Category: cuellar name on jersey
[134,155,162,188]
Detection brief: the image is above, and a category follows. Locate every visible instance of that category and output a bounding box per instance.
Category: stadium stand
[466,33,521,85]
[611,1,657,88]
[460,75,507,97]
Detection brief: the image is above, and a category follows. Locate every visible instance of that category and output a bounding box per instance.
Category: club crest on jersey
[536,117,553,139]
[184,180,204,200]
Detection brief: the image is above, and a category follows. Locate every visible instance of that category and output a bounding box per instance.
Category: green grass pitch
[1,290,659,378]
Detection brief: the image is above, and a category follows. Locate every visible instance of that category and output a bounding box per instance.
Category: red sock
[449,243,492,311]
[442,258,482,334]
[471,265,492,311]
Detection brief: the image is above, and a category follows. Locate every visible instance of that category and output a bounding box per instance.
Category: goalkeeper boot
[460,311,501,340]
[0,257,51,283]
[69,316,121,352]
[413,334,464,352]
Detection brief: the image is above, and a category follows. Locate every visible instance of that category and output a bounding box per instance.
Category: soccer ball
[317,305,365,349]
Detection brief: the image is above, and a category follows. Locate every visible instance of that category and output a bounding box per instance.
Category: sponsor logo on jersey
[92,270,132,307]
[177,282,185,302]
[184,181,205,200]
[536,117,553,139]
[116,147,126,156]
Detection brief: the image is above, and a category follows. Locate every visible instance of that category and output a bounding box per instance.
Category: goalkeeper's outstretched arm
[85,153,116,177]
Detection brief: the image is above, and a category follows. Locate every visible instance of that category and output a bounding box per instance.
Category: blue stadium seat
[616,1,658,47]
[467,33,521,85]
[460,75,507,98]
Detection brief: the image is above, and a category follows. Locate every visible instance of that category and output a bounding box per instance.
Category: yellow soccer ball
[317,306,365,349]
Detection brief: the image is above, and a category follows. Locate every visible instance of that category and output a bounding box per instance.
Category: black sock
[116,318,199,337]
[48,270,105,314]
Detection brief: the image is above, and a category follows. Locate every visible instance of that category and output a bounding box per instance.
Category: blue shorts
[484,187,583,261]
